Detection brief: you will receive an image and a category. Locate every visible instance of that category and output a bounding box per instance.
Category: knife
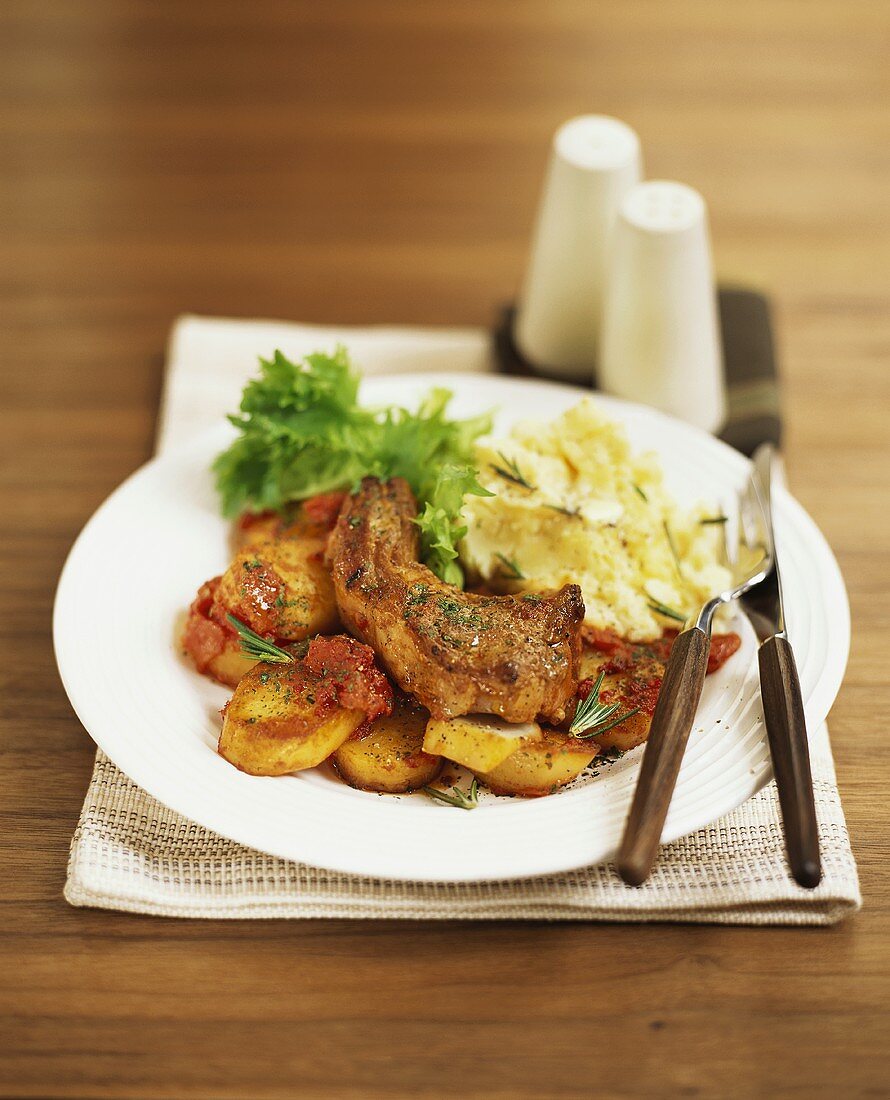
[744,443,821,888]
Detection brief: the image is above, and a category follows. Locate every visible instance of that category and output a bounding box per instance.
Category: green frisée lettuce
[415,463,493,587]
[213,347,493,587]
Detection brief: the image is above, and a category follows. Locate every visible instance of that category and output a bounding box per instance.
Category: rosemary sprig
[226,614,294,664]
[700,514,729,525]
[647,599,686,623]
[570,670,640,738]
[575,706,641,739]
[663,519,684,580]
[491,451,537,491]
[423,778,480,810]
[632,483,649,502]
[495,552,525,580]
[544,502,579,518]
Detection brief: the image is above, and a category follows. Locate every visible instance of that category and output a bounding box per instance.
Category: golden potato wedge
[202,637,257,688]
[218,635,393,776]
[181,577,257,687]
[589,709,652,753]
[216,534,339,641]
[423,714,542,773]
[332,697,443,793]
[474,729,598,797]
[576,645,661,753]
[234,493,347,550]
[234,510,285,550]
[219,664,363,775]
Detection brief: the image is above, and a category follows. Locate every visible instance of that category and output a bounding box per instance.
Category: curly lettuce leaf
[414,464,494,588]
[212,347,493,586]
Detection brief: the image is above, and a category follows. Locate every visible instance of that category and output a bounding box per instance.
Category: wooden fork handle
[758,635,822,888]
[617,626,711,887]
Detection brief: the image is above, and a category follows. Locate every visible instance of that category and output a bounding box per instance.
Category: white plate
[54,374,849,882]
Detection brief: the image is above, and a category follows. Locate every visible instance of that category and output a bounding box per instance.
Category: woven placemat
[64,314,860,923]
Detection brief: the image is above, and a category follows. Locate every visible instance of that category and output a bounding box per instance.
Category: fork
[616,472,774,887]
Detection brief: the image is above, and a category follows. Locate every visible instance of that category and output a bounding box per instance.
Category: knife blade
[743,443,821,888]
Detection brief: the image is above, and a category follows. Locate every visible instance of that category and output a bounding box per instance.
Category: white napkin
[65,314,861,923]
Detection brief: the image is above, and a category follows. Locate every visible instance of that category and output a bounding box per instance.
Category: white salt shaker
[514,115,642,381]
[599,180,726,432]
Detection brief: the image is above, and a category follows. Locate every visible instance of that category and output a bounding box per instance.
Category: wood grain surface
[2,1,888,1097]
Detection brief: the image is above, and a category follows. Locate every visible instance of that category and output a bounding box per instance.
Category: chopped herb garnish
[226,614,294,664]
[663,519,683,580]
[436,597,483,629]
[422,778,479,810]
[632,483,649,502]
[570,670,640,738]
[700,514,729,525]
[491,451,536,491]
[405,583,430,615]
[243,558,263,571]
[347,515,362,528]
[495,552,525,580]
[647,599,686,623]
[544,503,579,518]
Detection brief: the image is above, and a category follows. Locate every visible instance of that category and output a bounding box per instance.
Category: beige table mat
[65,314,861,923]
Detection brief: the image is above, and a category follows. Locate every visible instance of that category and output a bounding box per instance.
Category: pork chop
[326,477,584,723]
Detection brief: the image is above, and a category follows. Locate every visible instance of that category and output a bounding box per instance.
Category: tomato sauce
[302,491,348,529]
[181,577,233,671]
[581,625,741,676]
[303,634,393,722]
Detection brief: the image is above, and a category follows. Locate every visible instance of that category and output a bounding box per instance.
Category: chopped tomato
[303,634,393,721]
[182,577,232,671]
[707,631,741,673]
[583,625,741,677]
[302,491,347,529]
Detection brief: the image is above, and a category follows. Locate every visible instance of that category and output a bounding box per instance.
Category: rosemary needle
[647,599,686,624]
[663,519,684,581]
[490,451,537,491]
[423,778,480,810]
[495,552,525,580]
[226,614,294,664]
[570,670,640,738]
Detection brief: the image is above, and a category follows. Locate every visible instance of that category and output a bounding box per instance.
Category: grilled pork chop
[326,477,584,723]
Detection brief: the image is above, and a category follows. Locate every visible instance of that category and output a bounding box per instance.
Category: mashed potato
[460,398,731,641]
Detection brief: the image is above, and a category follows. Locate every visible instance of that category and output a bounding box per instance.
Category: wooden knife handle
[758,635,822,888]
[617,626,711,886]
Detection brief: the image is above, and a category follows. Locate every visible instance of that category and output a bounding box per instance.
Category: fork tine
[720,495,738,568]
[741,474,766,553]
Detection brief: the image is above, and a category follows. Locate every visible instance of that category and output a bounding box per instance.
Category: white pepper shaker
[514,115,642,381]
[599,180,726,432]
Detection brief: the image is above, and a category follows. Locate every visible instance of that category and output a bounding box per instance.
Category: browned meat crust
[326,477,584,723]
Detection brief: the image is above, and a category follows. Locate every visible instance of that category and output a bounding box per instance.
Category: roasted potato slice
[474,729,598,797]
[332,697,443,793]
[218,635,392,776]
[181,577,257,687]
[576,645,661,753]
[234,510,285,550]
[234,493,347,551]
[423,714,542,773]
[216,534,339,641]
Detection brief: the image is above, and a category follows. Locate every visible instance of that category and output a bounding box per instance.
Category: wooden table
[2,2,888,1096]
